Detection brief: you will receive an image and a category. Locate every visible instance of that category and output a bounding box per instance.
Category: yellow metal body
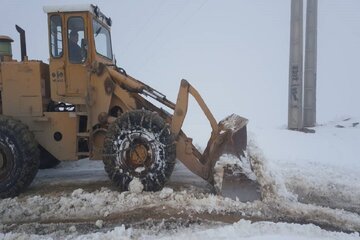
[0,5,247,184]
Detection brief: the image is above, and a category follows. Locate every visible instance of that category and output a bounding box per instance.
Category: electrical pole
[303,0,318,127]
[288,0,304,130]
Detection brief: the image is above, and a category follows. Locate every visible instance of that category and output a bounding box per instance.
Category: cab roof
[43,4,112,27]
[43,4,94,14]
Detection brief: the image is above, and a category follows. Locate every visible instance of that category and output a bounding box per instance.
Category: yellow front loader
[0,4,248,198]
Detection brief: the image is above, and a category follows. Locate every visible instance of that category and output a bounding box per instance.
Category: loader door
[49,14,66,97]
[64,14,89,96]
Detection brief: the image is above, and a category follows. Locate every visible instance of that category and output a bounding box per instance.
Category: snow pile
[158,220,360,240]
[214,134,297,202]
[247,137,297,202]
[214,132,297,202]
[0,187,260,224]
[1,169,360,232]
[216,153,256,181]
[95,220,104,229]
[0,225,133,240]
[159,187,174,199]
[128,178,144,193]
[253,117,360,213]
[1,220,359,240]
[278,160,360,213]
[212,164,224,193]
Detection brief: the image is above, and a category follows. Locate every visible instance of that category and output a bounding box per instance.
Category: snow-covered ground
[2,220,360,240]
[0,117,359,239]
[254,117,360,211]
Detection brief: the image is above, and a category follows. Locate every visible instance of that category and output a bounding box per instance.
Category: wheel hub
[115,129,158,175]
[130,144,148,166]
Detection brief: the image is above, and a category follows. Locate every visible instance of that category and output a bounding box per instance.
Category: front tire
[103,110,176,192]
[0,116,40,198]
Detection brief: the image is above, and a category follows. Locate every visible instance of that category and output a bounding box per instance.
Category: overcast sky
[1,0,359,138]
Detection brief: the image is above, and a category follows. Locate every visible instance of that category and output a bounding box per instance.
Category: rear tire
[103,110,176,192]
[0,116,40,198]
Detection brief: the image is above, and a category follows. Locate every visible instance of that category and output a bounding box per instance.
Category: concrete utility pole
[303,0,318,127]
[288,0,304,130]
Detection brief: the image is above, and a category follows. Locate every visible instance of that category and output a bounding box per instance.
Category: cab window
[50,15,63,58]
[93,19,113,60]
[67,17,87,63]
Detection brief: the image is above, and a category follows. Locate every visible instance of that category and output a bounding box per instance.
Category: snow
[0,118,359,239]
[69,225,77,232]
[128,178,144,193]
[157,220,360,240]
[95,220,104,229]
[159,187,174,199]
[1,220,359,240]
[252,118,360,211]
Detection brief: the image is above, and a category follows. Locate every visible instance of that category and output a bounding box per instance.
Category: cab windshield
[92,19,113,60]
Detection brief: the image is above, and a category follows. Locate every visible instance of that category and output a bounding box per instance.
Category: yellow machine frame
[0,5,247,190]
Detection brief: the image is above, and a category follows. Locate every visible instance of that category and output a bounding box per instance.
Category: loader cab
[44,5,113,103]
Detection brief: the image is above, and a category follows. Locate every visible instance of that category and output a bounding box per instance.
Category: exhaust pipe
[15,25,27,61]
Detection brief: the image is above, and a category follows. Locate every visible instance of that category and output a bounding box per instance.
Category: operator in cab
[68,30,82,62]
